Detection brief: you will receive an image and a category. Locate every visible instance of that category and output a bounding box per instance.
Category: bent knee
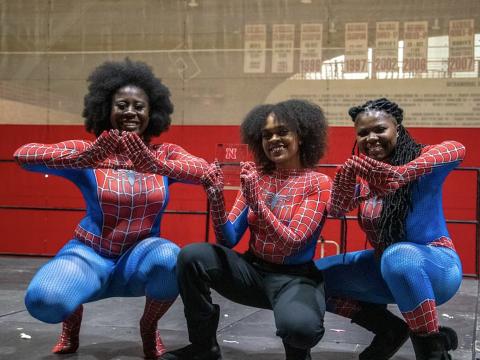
[381,243,423,279]
[177,243,214,268]
[140,238,180,273]
[159,240,180,257]
[277,318,325,348]
[25,290,71,324]
[144,238,180,258]
[156,241,181,270]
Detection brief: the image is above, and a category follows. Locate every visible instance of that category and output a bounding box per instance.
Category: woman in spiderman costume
[13,58,208,359]
[315,98,466,360]
[160,99,331,360]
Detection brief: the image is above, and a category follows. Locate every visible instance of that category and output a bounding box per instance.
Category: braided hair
[349,98,424,248]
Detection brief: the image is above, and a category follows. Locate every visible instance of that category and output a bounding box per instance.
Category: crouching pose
[160,100,332,360]
[14,59,208,358]
[316,98,465,360]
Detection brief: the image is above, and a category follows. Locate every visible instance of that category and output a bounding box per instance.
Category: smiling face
[261,113,301,169]
[110,85,150,136]
[354,110,399,162]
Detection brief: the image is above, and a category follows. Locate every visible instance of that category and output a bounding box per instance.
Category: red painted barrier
[1,124,478,276]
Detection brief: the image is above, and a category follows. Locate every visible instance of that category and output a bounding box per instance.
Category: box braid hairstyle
[348,98,424,247]
[83,58,173,143]
[241,99,328,173]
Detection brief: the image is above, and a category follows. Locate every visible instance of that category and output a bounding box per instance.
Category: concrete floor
[0,255,478,360]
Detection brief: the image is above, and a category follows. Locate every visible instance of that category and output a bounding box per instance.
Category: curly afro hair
[83,58,173,143]
[240,99,328,172]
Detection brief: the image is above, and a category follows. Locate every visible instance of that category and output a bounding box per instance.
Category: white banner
[299,23,323,74]
[272,24,295,73]
[344,22,368,73]
[374,21,399,73]
[265,78,480,128]
[448,19,475,72]
[244,24,267,74]
[403,21,428,73]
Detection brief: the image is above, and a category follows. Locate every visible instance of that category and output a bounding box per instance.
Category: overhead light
[188,0,199,7]
[432,18,440,30]
[328,20,336,33]
[300,0,312,4]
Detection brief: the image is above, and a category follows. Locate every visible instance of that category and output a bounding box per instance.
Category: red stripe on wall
[1,124,478,275]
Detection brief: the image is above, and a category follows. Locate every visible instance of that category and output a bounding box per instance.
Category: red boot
[140,298,174,359]
[52,305,83,354]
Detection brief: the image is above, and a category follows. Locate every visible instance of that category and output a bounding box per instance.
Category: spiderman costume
[316,140,466,334]
[210,165,331,264]
[14,131,208,358]
[160,163,331,360]
[158,99,331,360]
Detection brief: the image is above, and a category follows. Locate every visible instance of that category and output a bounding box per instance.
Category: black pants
[176,243,326,350]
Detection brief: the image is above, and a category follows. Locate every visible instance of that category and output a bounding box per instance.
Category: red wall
[1,124,478,276]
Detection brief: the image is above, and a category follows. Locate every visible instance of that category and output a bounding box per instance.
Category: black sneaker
[283,341,312,360]
[159,342,222,360]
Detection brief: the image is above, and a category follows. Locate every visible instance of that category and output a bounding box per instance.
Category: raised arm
[121,132,208,183]
[13,130,127,169]
[352,140,466,192]
[202,162,248,248]
[241,164,332,256]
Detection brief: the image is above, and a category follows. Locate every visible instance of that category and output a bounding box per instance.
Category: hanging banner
[344,22,368,73]
[403,21,428,73]
[374,21,399,73]
[448,19,475,73]
[299,23,323,74]
[272,24,295,73]
[244,24,267,73]
[265,78,480,128]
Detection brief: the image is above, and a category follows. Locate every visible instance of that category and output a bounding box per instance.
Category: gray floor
[0,255,478,360]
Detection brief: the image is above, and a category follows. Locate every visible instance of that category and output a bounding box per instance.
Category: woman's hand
[201,161,224,194]
[120,131,145,157]
[240,161,260,211]
[350,154,405,193]
[119,132,157,172]
[95,129,122,154]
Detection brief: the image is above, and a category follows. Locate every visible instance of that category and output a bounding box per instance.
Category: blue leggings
[25,237,180,324]
[315,242,462,312]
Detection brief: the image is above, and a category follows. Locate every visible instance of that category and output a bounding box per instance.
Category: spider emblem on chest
[263,190,292,211]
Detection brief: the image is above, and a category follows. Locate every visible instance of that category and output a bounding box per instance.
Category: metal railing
[313,164,480,278]
[1,159,478,277]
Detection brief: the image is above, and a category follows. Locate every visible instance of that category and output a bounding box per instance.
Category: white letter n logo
[225,148,237,160]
